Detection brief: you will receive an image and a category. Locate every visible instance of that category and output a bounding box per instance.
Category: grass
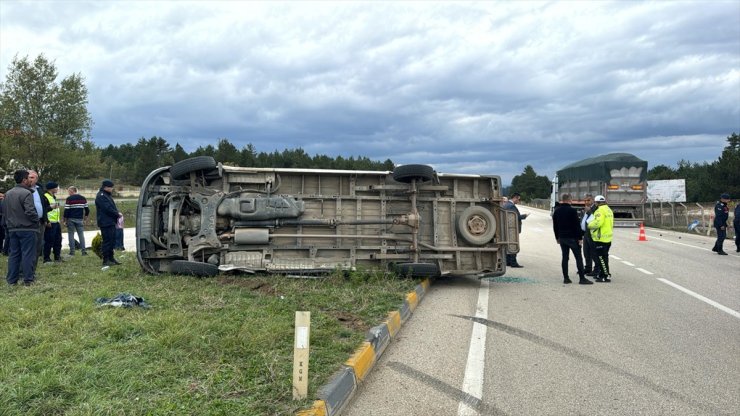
[0,252,420,415]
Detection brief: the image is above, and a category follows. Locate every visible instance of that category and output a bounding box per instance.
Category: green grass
[0,253,419,415]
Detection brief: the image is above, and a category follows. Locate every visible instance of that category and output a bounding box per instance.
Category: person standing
[63,186,89,256]
[587,195,614,282]
[42,181,63,263]
[734,201,739,253]
[27,170,49,271]
[2,170,40,286]
[580,194,600,277]
[552,194,593,285]
[711,193,731,255]
[503,192,528,268]
[95,179,122,266]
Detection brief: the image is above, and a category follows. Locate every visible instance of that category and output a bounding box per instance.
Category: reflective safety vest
[587,204,613,243]
[45,192,60,223]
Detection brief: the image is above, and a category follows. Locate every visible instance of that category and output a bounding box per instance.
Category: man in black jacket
[95,179,122,266]
[2,170,40,285]
[712,193,730,255]
[552,193,593,285]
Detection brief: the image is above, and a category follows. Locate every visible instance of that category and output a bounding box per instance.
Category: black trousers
[43,222,62,261]
[100,225,116,261]
[735,222,739,250]
[594,242,611,278]
[713,226,726,252]
[582,231,597,272]
[559,238,584,278]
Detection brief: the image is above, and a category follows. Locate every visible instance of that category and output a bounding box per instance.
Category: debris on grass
[96,293,150,308]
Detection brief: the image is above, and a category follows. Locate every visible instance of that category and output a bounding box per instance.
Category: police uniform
[712,194,730,255]
[43,182,63,262]
[587,196,614,282]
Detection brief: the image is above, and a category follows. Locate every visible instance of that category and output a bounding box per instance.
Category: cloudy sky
[1,1,739,184]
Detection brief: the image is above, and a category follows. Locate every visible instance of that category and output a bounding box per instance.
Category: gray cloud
[1,1,738,184]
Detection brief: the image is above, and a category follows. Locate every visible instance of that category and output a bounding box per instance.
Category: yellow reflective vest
[587,204,613,243]
[44,192,60,223]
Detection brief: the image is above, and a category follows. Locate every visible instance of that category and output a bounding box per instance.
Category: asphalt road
[344,207,740,416]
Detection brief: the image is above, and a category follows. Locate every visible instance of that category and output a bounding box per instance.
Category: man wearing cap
[95,179,122,266]
[712,193,731,255]
[587,195,614,282]
[43,181,63,263]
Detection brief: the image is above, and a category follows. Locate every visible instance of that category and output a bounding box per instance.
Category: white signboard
[647,179,686,202]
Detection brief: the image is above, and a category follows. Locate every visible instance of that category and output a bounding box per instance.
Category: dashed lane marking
[610,254,622,260]
[458,279,490,416]
[657,278,740,319]
[636,268,654,275]
[622,261,635,266]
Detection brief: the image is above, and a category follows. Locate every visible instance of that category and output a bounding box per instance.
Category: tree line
[100,137,394,184]
[0,54,392,190]
[508,134,739,203]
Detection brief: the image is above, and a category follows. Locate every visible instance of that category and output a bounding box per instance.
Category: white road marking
[610,255,622,260]
[622,261,635,266]
[528,227,545,232]
[657,278,740,319]
[636,268,654,275]
[458,279,490,416]
[634,233,712,251]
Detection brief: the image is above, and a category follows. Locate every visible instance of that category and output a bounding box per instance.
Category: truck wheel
[392,164,434,183]
[457,206,496,245]
[170,156,217,180]
[170,260,219,277]
[391,262,440,278]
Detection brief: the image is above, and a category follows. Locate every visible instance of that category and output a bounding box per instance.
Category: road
[344,207,740,416]
[61,227,137,252]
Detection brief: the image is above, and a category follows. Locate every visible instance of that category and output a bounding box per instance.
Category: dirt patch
[217,277,278,296]
[329,310,368,332]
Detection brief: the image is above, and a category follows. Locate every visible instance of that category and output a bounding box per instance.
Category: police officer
[95,179,122,266]
[712,193,730,255]
[43,181,63,263]
[587,195,614,282]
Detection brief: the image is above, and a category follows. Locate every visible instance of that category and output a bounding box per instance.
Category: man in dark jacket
[712,193,730,255]
[95,179,122,266]
[2,170,40,285]
[552,193,592,285]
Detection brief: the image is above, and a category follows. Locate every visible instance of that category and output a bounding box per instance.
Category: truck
[550,153,648,227]
[135,156,521,278]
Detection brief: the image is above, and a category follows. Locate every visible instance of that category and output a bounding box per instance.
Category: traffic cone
[638,223,647,241]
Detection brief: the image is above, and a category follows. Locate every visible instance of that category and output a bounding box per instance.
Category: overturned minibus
[136,157,519,278]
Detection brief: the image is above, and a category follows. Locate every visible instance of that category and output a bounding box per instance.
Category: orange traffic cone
[638,223,647,241]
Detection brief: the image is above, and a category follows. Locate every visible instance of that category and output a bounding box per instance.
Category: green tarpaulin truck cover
[556,153,647,183]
